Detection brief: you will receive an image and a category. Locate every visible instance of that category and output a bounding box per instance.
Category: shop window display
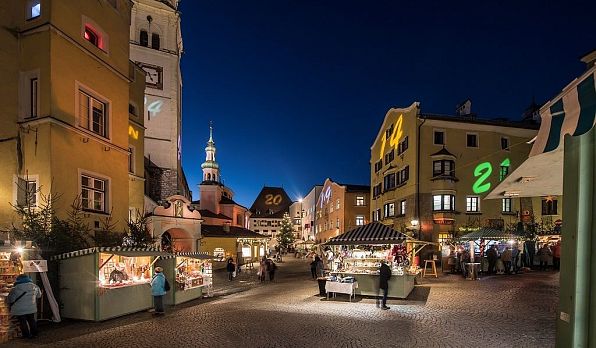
[98,254,152,288]
[0,251,22,342]
[175,258,212,291]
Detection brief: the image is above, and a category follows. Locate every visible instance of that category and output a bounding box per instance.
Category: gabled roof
[201,225,267,239]
[198,209,232,220]
[430,147,456,157]
[326,222,407,245]
[249,186,292,218]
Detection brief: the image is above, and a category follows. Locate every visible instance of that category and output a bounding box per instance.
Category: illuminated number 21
[379,114,404,160]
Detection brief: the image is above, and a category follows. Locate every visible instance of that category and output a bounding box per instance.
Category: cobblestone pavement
[4,257,559,348]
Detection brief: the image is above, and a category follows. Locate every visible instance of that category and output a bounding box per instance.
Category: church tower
[201,124,220,183]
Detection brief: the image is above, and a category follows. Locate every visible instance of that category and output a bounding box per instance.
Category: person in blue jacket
[8,274,42,338]
[151,267,166,315]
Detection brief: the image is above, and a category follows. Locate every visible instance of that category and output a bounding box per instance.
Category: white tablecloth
[325,281,358,300]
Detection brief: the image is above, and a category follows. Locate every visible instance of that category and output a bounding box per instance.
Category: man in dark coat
[486,245,498,275]
[378,260,392,310]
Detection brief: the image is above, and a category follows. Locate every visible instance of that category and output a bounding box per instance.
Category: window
[30,77,38,117]
[27,0,41,20]
[373,184,382,197]
[356,196,365,206]
[84,26,99,47]
[499,165,509,181]
[384,202,395,218]
[542,198,558,215]
[336,218,340,228]
[501,137,510,150]
[398,200,406,216]
[466,133,478,148]
[384,149,395,164]
[356,216,365,226]
[398,166,409,185]
[374,160,383,172]
[433,194,455,211]
[78,89,108,138]
[16,177,37,207]
[128,146,135,173]
[81,174,107,212]
[438,233,452,245]
[336,199,340,210]
[373,209,381,222]
[466,196,480,212]
[434,130,445,145]
[383,173,396,191]
[129,103,137,116]
[398,136,409,155]
[502,198,512,213]
[140,30,148,47]
[385,124,394,140]
[151,33,160,50]
[433,160,455,177]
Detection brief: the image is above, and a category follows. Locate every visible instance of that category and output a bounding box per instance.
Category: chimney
[456,99,472,117]
[580,49,596,71]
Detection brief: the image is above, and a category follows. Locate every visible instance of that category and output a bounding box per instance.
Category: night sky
[178,0,595,207]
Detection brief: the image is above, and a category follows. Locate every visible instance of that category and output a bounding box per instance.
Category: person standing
[501,247,513,274]
[538,244,552,271]
[8,274,42,339]
[151,267,167,315]
[525,239,536,269]
[553,241,561,271]
[316,255,324,277]
[226,258,235,281]
[267,259,277,281]
[460,249,471,279]
[378,260,391,310]
[511,245,520,274]
[259,257,267,282]
[487,245,498,275]
[310,256,319,280]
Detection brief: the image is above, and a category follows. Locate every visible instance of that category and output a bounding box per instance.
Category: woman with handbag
[8,274,42,339]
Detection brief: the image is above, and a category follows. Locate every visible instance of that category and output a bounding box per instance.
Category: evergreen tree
[276,212,295,250]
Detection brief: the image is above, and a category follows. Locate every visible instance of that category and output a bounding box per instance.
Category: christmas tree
[277,212,295,250]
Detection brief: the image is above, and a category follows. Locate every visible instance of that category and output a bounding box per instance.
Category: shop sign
[22,260,47,272]
[433,218,454,225]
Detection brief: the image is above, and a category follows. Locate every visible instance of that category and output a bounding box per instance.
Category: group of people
[451,239,562,278]
[258,257,278,282]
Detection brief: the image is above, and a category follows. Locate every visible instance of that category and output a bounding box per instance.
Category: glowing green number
[472,162,492,194]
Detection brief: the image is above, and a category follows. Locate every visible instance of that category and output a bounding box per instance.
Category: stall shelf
[156,252,213,305]
[51,247,170,321]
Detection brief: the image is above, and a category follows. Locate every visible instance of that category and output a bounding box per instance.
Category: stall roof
[456,228,522,241]
[50,247,170,260]
[326,222,408,245]
[161,252,212,260]
[201,225,268,239]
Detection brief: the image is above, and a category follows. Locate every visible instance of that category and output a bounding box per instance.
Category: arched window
[140,30,148,47]
[207,173,211,181]
[151,33,160,50]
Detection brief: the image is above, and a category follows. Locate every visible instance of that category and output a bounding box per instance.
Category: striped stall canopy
[456,228,522,241]
[50,246,164,260]
[326,222,407,245]
[161,252,212,260]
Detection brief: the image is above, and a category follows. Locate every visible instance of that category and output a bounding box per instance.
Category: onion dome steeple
[201,122,220,183]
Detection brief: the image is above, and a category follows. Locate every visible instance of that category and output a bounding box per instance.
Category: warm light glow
[128,125,139,139]
[508,240,515,244]
[298,198,303,203]
[410,219,419,227]
[15,246,24,254]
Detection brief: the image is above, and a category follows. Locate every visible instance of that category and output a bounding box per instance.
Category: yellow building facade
[0,0,145,233]
[370,102,554,244]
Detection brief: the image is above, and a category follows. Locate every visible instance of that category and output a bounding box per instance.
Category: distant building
[248,187,293,247]
[370,101,542,244]
[300,185,323,241]
[314,179,370,244]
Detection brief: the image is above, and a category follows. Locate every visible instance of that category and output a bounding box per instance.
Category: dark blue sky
[178,0,595,207]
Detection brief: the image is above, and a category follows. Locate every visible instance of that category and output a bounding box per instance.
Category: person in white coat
[8,274,42,338]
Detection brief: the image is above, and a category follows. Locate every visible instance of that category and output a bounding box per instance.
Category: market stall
[51,247,170,321]
[455,229,525,273]
[156,252,213,305]
[324,222,424,299]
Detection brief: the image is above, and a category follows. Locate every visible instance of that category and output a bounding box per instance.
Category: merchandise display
[98,254,152,289]
[175,257,212,291]
[0,251,23,342]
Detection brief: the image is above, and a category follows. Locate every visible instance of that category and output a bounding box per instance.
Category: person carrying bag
[8,274,42,339]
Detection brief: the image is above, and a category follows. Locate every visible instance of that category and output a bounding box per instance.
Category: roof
[456,228,522,241]
[326,222,407,245]
[342,184,370,193]
[219,196,248,210]
[430,147,456,157]
[198,209,232,220]
[249,186,292,217]
[161,252,212,260]
[201,225,268,239]
[50,246,166,260]
[421,113,540,130]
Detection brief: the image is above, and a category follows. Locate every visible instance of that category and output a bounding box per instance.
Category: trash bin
[317,277,327,296]
[466,263,481,280]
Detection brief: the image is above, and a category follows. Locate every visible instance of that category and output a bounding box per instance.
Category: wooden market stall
[325,222,427,299]
[52,247,170,321]
[156,252,213,305]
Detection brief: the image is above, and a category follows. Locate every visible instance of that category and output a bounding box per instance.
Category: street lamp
[410,219,420,239]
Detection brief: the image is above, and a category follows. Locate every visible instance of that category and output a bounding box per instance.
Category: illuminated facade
[129,0,190,204]
[314,179,370,244]
[0,0,145,232]
[370,101,552,244]
[248,187,293,247]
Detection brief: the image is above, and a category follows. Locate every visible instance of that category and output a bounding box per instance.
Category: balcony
[432,210,458,225]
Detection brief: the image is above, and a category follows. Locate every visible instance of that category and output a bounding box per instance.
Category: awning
[488,65,595,199]
[50,247,170,260]
[326,222,407,245]
[456,228,522,241]
[161,252,212,260]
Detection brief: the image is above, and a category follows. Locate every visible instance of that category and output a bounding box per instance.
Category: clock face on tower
[137,62,163,90]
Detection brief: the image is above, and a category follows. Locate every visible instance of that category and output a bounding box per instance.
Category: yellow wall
[200,237,238,261]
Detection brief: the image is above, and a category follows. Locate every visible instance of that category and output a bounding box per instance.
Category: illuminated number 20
[472,162,492,194]
[265,194,282,205]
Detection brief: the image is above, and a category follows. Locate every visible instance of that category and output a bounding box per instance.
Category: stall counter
[330,272,415,299]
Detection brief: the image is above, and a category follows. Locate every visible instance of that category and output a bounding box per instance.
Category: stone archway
[160,228,194,253]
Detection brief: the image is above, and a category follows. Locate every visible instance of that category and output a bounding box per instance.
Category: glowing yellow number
[265,194,282,205]
[379,114,404,160]
[128,125,139,140]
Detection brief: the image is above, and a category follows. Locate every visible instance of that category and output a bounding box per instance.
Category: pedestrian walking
[267,259,277,281]
[553,241,561,270]
[487,245,498,275]
[151,267,168,315]
[8,274,42,339]
[511,245,520,273]
[310,256,319,279]
[258,257,267,282]
[525,239,536,269]
[226,258,235,281]
[377,260,391,310]
[538,244,552,271]
[316,255,324,277]
[460,249,470,278]
[501,247,513,274]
